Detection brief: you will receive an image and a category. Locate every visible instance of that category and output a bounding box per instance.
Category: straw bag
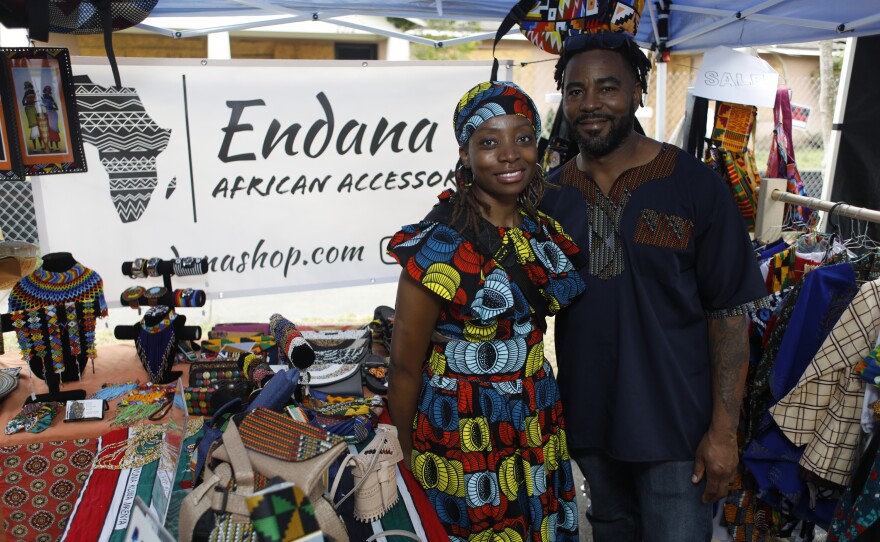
[179,421,349,542]
[330,424,404,523]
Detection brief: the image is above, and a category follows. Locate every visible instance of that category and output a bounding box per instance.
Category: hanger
[852,215,879,252]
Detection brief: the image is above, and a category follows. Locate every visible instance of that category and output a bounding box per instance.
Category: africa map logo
[74,75,171,223]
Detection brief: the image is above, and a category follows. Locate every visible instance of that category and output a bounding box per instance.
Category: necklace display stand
[115,256,207,383]
[114,312,201,384]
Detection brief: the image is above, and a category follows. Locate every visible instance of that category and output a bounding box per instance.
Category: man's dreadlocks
[553,35,652,105]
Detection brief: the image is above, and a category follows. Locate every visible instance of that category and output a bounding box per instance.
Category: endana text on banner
[30,58,498,305]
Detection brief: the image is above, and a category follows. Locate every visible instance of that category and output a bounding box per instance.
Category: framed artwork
[0,48,86,176]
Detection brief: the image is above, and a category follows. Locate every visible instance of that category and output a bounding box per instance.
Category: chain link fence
[513,57,837,200]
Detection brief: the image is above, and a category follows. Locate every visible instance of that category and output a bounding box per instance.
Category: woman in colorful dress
[41,85,61,151]
[387,81,587,541]
[21,80,41,152]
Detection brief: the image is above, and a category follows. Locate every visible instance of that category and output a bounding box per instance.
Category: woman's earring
[456,162,473,188]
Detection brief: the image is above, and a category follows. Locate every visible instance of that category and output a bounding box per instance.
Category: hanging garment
[705,145,761,231]
[826,431,880,542]
[743,263,859,528]
[766,88,812,227]
[712,102,757,153]
[770,278,880,486]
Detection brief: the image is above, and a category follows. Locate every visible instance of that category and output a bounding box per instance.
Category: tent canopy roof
[146,0,880,52]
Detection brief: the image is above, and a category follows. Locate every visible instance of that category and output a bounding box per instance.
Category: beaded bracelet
[250,364,275,387]
[241,353,260,378]
[172,257,206,277]
[172,288,206,308]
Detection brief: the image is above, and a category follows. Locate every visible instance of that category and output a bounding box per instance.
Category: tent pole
[667,0,785,48]
[655,60,667,142]
[138,15,316,38]
[647,1,660,48]
[819,37,857,232]
[844,12,880,31]
[671,5,839,31]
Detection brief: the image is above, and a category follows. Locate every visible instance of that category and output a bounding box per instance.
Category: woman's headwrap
[453,81,541,147]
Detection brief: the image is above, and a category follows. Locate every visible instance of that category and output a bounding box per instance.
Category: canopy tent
[139,0,880,52]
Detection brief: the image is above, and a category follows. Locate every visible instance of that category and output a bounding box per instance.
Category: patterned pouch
[184,386,216,416]
[309,412,373,443]
[245,477,321,542]
[4,401,59,434]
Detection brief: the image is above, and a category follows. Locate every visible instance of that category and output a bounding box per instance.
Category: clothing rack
[754,177,880,244]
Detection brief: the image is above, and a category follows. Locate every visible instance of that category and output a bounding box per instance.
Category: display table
[0,343,190,445]
[0,343,446,542]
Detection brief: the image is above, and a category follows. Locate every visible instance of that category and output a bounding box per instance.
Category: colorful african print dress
[388,190,586,542]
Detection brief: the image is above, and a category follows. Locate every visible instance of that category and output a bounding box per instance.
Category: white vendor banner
[31,58,497,305]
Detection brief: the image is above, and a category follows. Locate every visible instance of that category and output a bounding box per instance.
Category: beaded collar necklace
[9,262,109,316]
[135,307,177,383]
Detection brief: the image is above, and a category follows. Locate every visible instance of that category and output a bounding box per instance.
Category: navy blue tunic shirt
[541,144,768,461]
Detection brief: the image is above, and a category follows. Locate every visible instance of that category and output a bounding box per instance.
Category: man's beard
[570,103,636,158]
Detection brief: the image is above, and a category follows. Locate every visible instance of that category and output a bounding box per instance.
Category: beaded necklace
[44,305,65,374]
[65,301,81,357]
[88,380,140,402]
[113,382,177,426]
[81,300,98,363]
[9,311,37,399]
[9,262,108,316]
[134,307,177,383]
[26,308,50,378]
[10,310,31,360]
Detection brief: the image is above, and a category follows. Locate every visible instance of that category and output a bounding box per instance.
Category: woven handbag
[179,420,349,542]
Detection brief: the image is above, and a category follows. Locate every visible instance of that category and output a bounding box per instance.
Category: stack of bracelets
[121,257,207,310]
[242,352,275,388]
[120,287,205,309]
[128,257,164,279]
